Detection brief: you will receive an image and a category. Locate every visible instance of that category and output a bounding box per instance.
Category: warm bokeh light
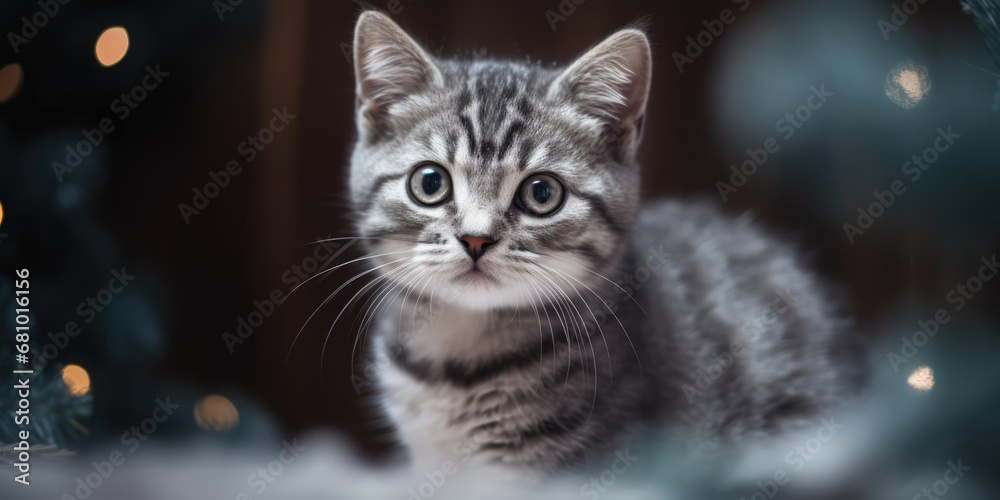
[61,364,91,396]
[907,366,934,391]
[0,63,24,103]
[194,394,240,432]
[885,61,931,109]
[0,199,5,228]
[95,27,130,67]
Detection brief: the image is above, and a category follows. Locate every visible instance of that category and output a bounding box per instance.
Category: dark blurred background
[0,0,998,465]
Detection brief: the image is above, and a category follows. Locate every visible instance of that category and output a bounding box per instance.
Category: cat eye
[408,163,452,206]
[518,174,565,216]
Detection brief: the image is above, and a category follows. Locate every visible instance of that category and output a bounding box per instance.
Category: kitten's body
[346,12,855,475]
[376,200,848,474]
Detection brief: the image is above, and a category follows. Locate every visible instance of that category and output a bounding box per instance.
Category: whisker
[356,263,422,343]
[285,256,410,363]
[960,59,1000,79]
[349,263,421,375]
[537,264,615,380]
[334,270,399,369]
[515,274,547,392]
[538,263,614,382]
[411,269,439,333]
[397,266,429,331]
[541,263,643,375]
[562,260,647,315]
[350,263,412,336]
[304,235,425,246]
[286,250,414,299]
[324,258,414,379]
[534,267,600,413]
[525,275,575,397]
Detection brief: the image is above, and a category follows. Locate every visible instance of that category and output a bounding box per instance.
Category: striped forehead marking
[454,64,540,166]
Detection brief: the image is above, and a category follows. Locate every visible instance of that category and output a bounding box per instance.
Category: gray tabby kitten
[347,11,853,476]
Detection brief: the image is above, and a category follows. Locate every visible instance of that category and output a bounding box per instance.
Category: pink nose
[458,235,496,261]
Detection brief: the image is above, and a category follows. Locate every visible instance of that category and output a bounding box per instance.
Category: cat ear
[353,11,441,131]
[549,28,651,137]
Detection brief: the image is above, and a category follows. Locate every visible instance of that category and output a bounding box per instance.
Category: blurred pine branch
[963,0,1000,119]
[0,346,92,453]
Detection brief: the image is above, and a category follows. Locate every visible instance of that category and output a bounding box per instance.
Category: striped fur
[346,12,857,476]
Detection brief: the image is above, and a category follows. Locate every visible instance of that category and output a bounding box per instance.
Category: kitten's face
[349,13,651,310]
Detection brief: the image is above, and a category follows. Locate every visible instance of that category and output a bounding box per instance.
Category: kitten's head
[348,11,651,310]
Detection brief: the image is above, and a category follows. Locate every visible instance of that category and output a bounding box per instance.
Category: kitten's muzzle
[458,234,496,262]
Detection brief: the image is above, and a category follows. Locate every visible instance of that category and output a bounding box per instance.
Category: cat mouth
[455,268,496,285]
